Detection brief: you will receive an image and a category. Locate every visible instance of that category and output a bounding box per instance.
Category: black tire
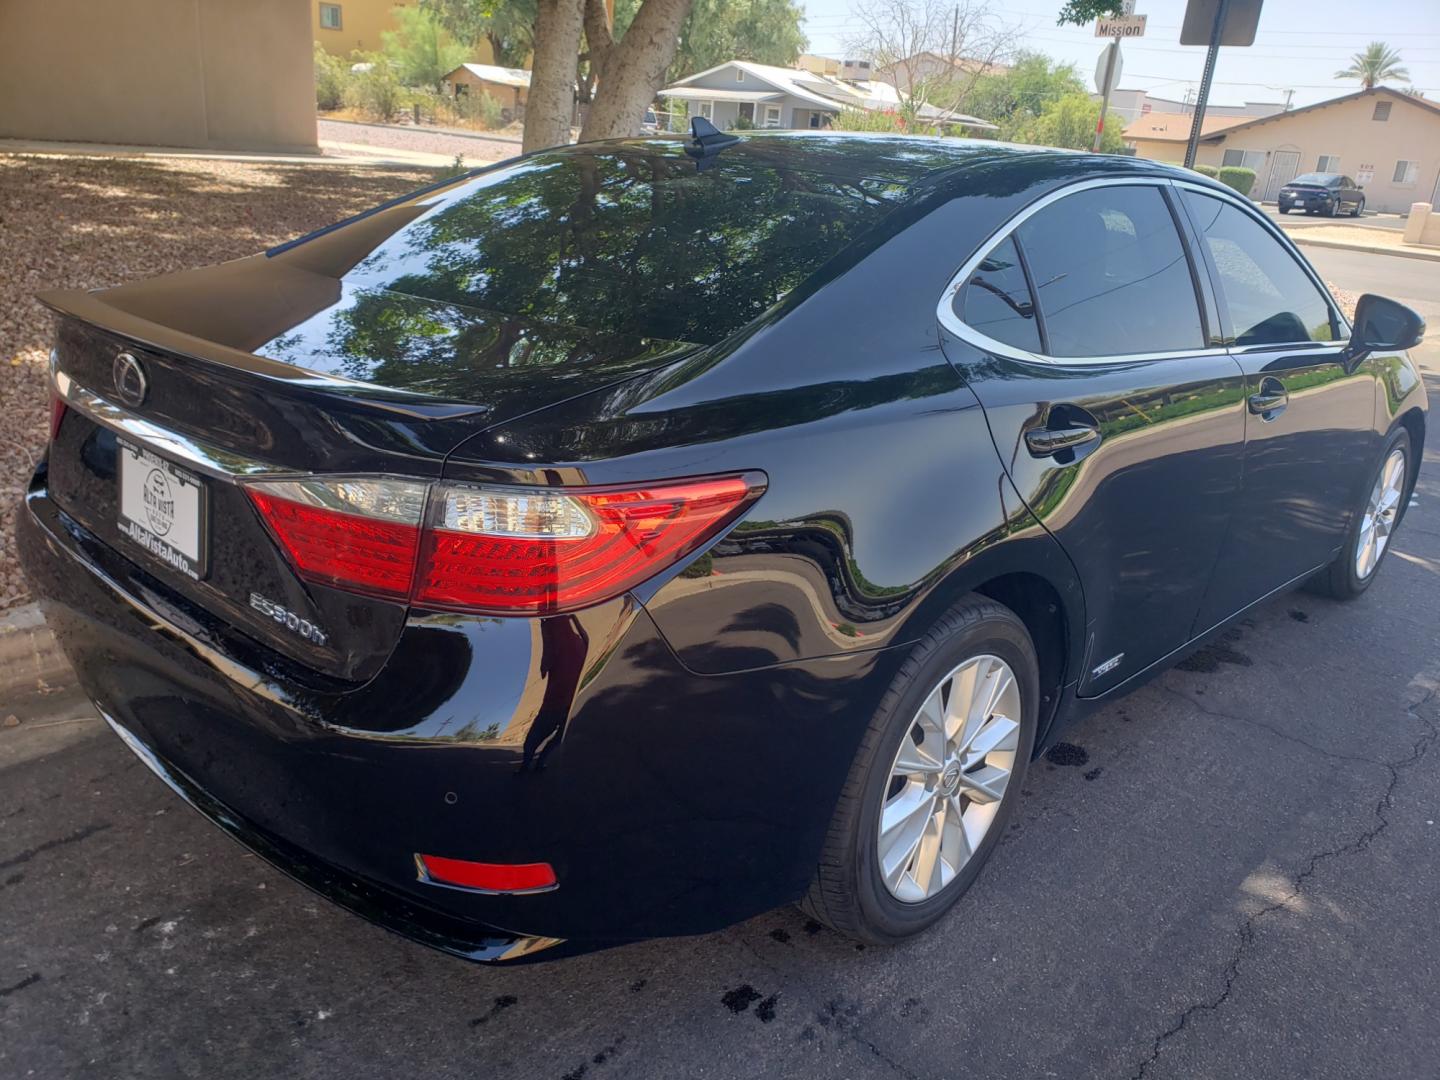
[1324,200,1338,217]
[1278,206,1290,215]
[1352,197,1365,218]
[1310,428,1412,600]
[800,595,1038,944]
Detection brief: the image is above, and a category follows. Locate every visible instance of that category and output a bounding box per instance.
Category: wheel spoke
[944,794,971,868]
[943,661,981,743]
[911,801,945,896]
[880,791,933,887]
[962,714,1019,763]
[959,763,1010,804]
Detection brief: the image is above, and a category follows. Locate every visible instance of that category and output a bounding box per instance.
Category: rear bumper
[18,470,895,960]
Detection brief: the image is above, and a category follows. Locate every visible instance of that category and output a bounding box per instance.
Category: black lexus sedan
[18,132,1426,962]
[1277,171,1366,216]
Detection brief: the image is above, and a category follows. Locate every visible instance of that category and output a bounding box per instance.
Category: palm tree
[1335,42,1409,89]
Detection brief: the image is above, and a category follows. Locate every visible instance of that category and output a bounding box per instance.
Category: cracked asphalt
[3,251,1439,1079]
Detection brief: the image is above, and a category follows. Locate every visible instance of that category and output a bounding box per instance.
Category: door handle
[1248,377,1288,420]
[1025,425,1100,458]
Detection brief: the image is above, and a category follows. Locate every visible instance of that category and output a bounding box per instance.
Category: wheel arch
[1397,406,1426,490]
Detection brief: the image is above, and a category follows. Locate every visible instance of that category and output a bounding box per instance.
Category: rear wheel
[801,596,1038,944]
[1311,429,1411,600]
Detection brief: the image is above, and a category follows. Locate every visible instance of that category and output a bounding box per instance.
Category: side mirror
[1347,294,1426,357]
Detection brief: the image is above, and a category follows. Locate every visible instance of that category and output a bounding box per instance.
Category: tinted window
[1182,191,1336,346]
[338,145,907,346]
[1015,185,1204,357]
[1291,173,1339,187]
[957,236,1041,353]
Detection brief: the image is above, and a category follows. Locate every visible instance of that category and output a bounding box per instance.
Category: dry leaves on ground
[0,154,434,610]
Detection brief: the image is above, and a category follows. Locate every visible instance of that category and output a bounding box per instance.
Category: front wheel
[1279,206,1290,215]
[1310,429,1411,600]
[1352,197,1365,218]
[801,596,1038,944]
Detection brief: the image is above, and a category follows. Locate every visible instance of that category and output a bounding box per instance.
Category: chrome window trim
[937,174,1349,368]
[53,368,284,482]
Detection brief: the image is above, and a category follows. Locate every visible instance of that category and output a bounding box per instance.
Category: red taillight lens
[414,475,764,615]
[416,854,556,893]
[244,472,764,614]
[246,478,428,600]
[49,394,67,442]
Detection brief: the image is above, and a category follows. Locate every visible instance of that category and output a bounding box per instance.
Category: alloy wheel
[877,654,1021,903]
[1356,447,1406,580]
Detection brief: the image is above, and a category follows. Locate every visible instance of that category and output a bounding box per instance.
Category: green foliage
[353,55,407,121]
[1192,163,1219,178]
[382,5,472,90]
[1217,166,1256,197]
[1055,0,1125,27]
[1023,92,1124,152]
[669,0,807,80]
[314,42,351,111]
[831,107,938,136]
[423,0,538,67]
[1335,41,1408,89]
[433,154,470,182]
[960,51,1085,140]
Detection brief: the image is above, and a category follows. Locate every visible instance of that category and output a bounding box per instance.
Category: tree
[525,0,585,151]
[581,0,694,141]
[847,0,1013,120]
[382,5,472,90]
[1055,1,1123,27]
[1335,42,1409,89]
[958,50,1084,136]
[1023,91,1124,152]
[669,0,807,80]
[422,0,538,68]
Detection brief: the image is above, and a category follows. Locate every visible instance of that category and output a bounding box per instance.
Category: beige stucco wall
[1127,137,1188,164]
[1194,91,1440,214]
[0,0,317,152]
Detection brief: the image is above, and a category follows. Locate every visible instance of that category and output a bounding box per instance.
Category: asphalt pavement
[3,248,1439,1080]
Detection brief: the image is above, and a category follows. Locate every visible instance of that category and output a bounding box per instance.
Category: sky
[797,0,1440,109]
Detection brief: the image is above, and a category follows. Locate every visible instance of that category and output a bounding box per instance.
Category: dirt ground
[0,154,435,609]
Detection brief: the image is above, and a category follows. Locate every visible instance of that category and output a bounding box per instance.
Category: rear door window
[1181,190,1337,346]
[955,236,1042,353]
[1015,185,1205,358]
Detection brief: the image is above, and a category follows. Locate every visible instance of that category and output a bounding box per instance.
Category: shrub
[314,43,350,111]
[476,91,505,129]
[1217,166,1257,197]
[353,56,405,122]
[1192,163,1219,178]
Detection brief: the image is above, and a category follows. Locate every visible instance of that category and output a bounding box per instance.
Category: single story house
[658,60,995,133]
[1123,113,1251,164]
[875,51,1006,93]
[1192,86,1440,212]
[1100,88,1284,126]
[441,63,531,121]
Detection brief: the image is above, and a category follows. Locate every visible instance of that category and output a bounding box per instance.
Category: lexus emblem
[112,351,148,407]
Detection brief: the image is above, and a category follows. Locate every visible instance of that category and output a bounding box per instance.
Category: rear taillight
[244,472,764,616]
[49,394,67,442]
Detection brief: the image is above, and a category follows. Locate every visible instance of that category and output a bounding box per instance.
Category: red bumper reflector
[417,854,557,893]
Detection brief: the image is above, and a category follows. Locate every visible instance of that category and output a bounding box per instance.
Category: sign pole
[1182,0,1230,168]
[1093,37,1120,152]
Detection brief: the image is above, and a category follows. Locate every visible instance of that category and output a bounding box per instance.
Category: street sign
[1180,0,1262,46]
[1094,43,1124,95]
[1095,15,1146,37]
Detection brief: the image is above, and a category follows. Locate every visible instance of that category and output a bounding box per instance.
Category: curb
[317,116,525,146]
[0,602,71,698]
[1287,235,1440,262]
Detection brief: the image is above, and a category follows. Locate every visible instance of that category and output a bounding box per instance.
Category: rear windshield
[334,144,909,346]
[1289,173,1340,186]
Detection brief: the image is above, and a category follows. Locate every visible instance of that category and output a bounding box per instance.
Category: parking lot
[3,248,1439,1080]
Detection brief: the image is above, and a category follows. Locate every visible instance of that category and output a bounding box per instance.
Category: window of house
[763,105,782,128]
[1182,190,1337,346]
[1013,185,1204,358]
[1222,148,1265,172]
[1373,101,1391,121]
[1393,160,1419,185]
[695,100,713,121]
[1316,155,1341,173]
[319,3,342,30]
[956,236,1042,353]
[736,69,745,82]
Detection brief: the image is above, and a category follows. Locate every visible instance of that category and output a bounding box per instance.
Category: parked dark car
[1277,172,1366,216]
[18,133,1427,962]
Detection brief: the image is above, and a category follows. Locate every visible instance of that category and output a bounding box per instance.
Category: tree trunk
[523,0,584,153]
[579,0,693,142]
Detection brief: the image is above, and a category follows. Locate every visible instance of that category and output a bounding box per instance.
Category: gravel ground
[318,118,520,165]
[0,154,435,609]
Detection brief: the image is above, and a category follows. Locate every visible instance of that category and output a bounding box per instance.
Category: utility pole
[951,6,960,65]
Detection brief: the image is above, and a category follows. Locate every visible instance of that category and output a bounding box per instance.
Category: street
[3,246,1439,1080]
